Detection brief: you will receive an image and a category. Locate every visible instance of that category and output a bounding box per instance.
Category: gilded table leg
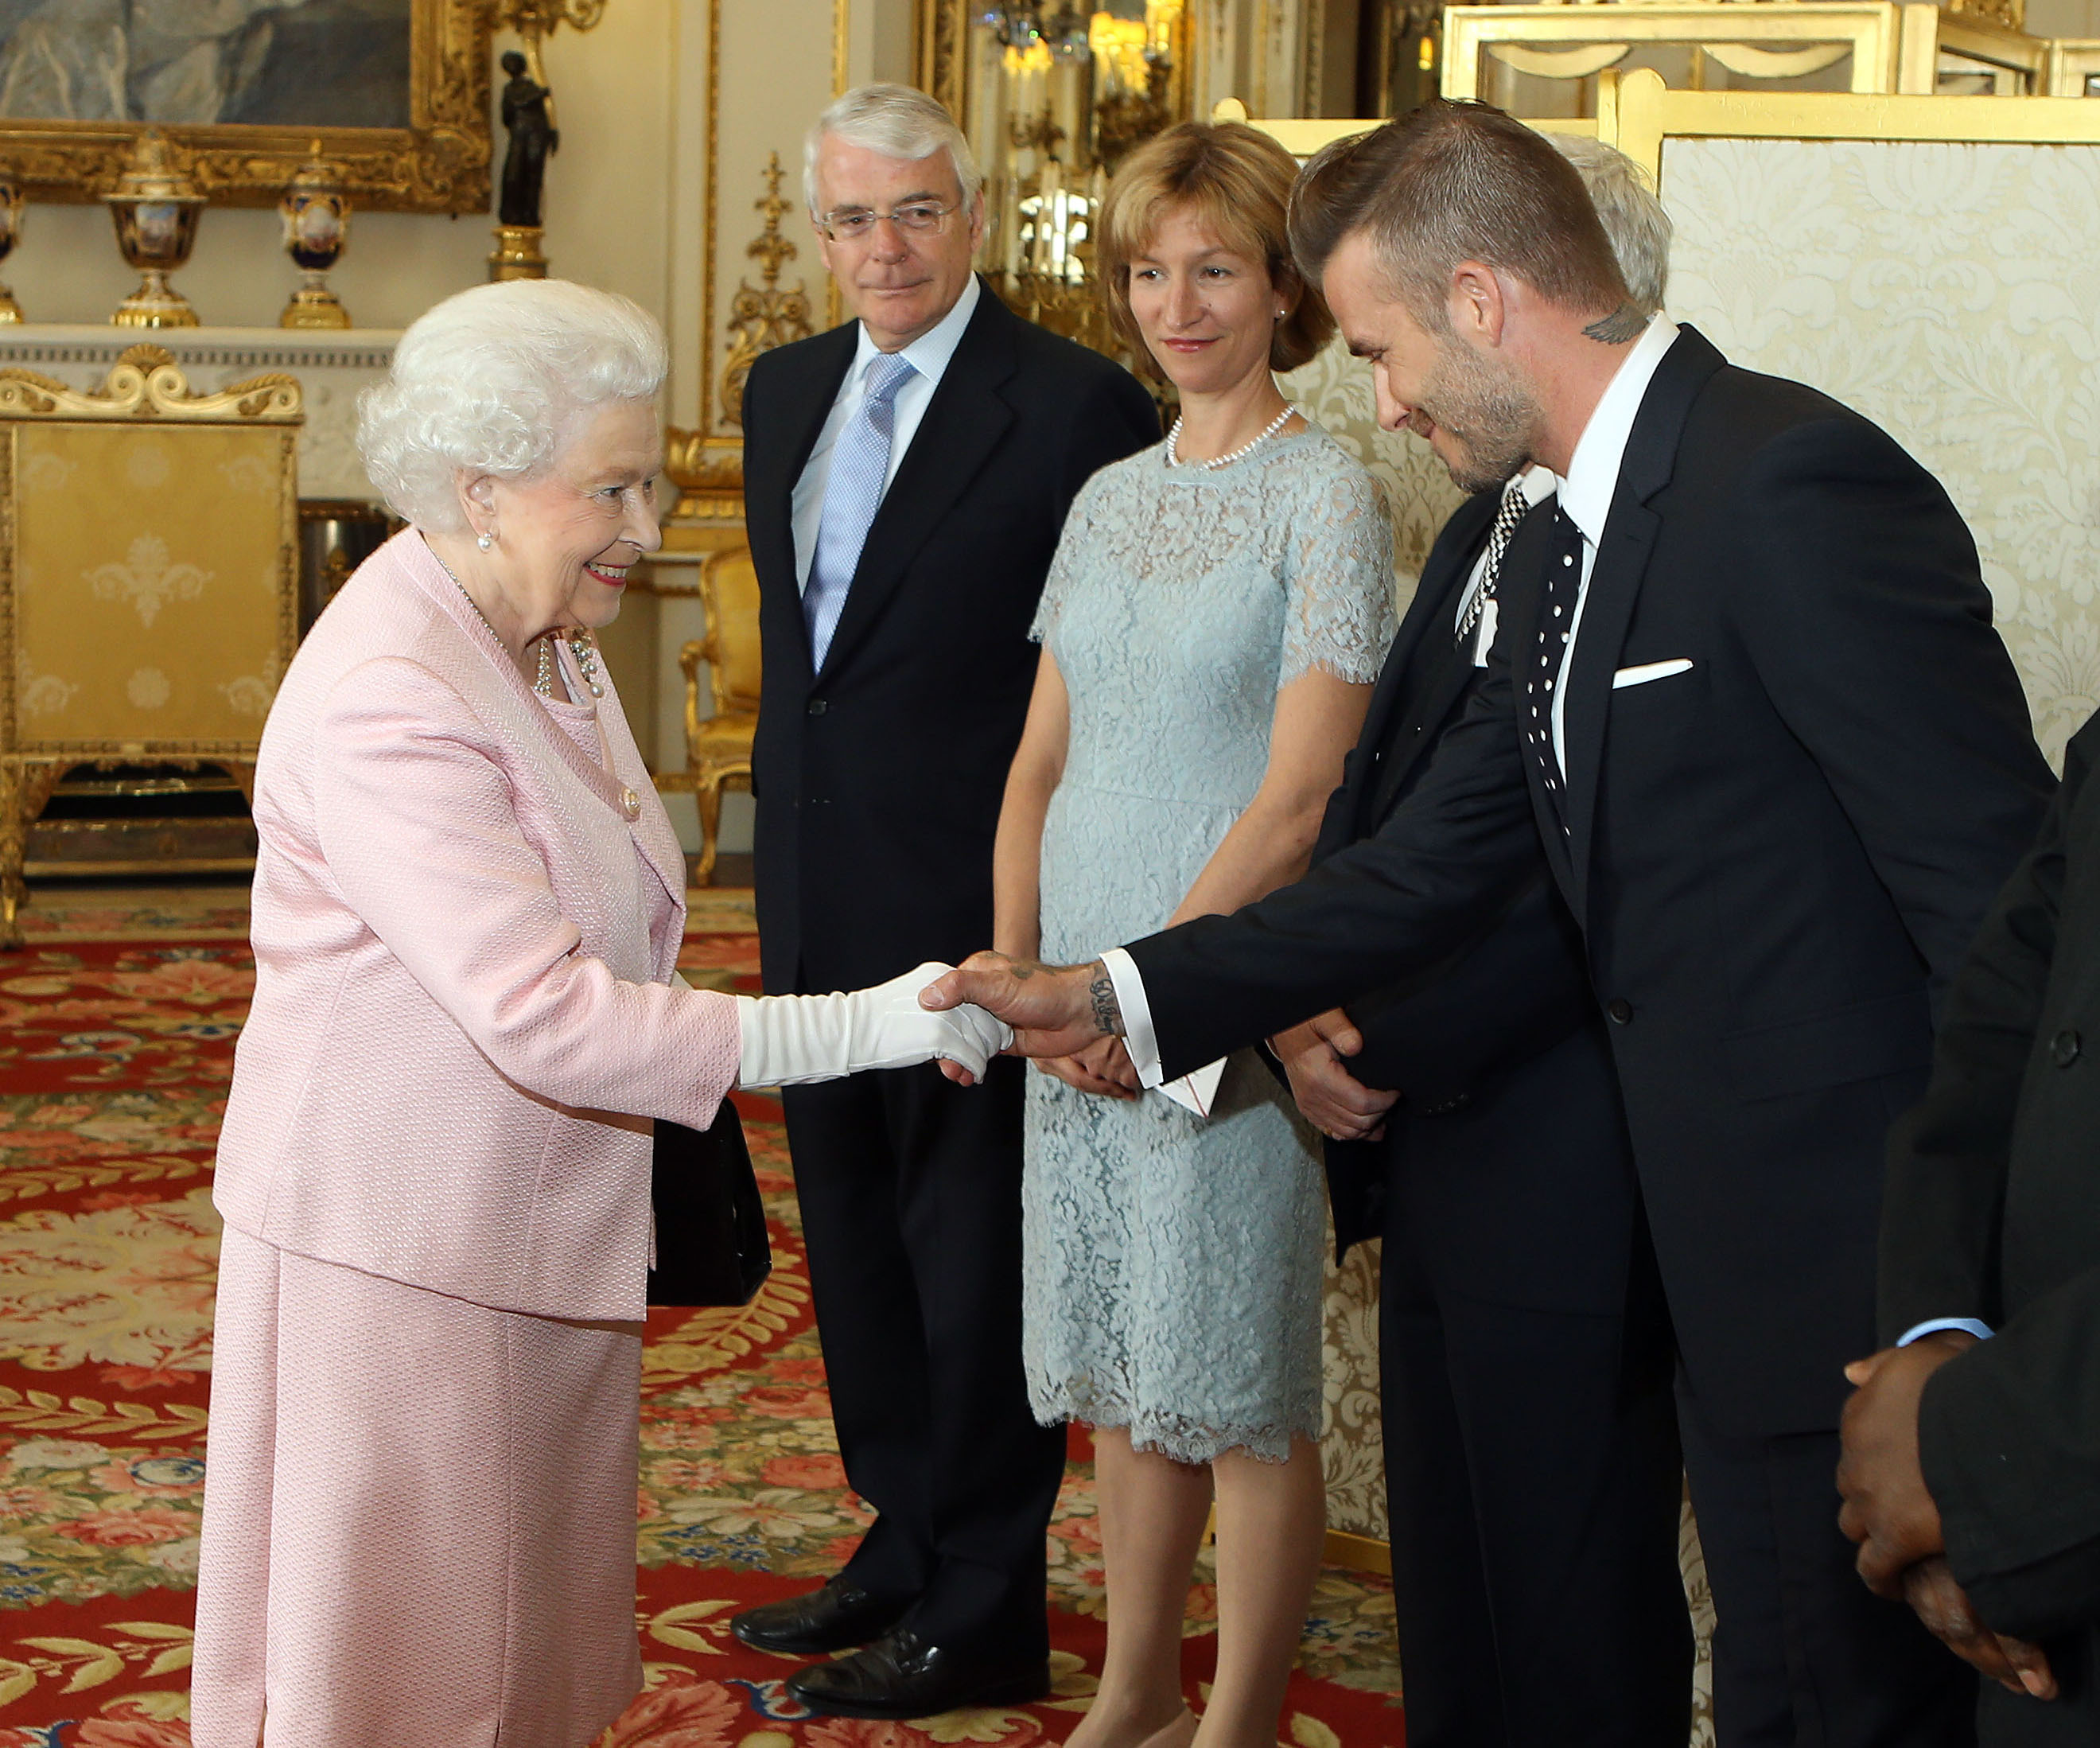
[0,763,25,952]
[0,761,64,951]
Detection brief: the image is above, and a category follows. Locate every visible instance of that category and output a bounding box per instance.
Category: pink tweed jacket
[214,530,741,1322]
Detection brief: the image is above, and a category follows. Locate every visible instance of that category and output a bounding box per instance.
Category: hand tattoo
[1087,960,1124,1038]
[1582,302,1646,345]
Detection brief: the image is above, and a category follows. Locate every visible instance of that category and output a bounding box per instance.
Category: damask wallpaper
[1284,341,1471,614]
[1665,137,2100,769]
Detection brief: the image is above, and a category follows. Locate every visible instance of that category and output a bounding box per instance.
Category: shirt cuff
[1099,947,1164,1088]
[1898,1317,1994,1346]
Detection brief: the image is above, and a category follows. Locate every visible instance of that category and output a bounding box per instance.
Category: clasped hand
[1836,1332,2057,1701]
[1271,1008,1398,1142]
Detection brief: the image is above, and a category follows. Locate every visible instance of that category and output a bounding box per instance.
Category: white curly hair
[357,278,668,532]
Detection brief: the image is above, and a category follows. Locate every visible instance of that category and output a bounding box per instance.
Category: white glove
[735,961,1013,1088]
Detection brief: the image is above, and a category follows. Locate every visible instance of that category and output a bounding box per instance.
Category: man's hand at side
[1274,1008,1398,1142]
[1901,1555,2057,1700]
[925,952,1118,1080]
[1837,1330,1976,1595]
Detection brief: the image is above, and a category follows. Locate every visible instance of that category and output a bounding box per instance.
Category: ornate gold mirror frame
[0,0,492,215]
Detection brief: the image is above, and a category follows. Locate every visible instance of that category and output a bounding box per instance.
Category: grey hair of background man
[803,83,983,216]
[1548,134,1671,316]
[357,278,667,532]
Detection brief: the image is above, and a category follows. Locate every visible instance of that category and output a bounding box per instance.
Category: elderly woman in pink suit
[188,279,1006,1748]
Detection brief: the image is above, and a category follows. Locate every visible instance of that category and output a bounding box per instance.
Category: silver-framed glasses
[817,200,959,242]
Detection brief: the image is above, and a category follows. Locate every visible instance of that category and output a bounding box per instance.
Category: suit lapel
[1374,491,1538,820]
[752,324,857,681]
[1559,327,1725,916]
[816,283,1018,679]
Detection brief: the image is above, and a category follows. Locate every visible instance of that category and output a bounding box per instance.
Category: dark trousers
[1379,1022,1693,1748]
[783,1057,1065,1653]
[1675,1376,1978,1747]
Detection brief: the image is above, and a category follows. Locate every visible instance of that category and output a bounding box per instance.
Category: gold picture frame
[0,0,492,216]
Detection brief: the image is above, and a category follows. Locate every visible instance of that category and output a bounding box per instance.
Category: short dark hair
[1287,99,1630,330]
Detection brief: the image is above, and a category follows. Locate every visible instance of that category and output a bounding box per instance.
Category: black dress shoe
[730,1580,911,1657]
[787,1625,1051,1719]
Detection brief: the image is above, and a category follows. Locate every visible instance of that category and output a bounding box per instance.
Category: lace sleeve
[1030,474,1104,645]
[1278,454,1399,687]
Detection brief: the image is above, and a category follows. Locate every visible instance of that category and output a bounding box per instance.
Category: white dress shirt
[1546,313,1679,773]
[788,274,981,594]
[1106,316,1682,1089]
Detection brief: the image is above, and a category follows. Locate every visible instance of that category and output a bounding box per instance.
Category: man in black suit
[726,84,1157,1719]
[1838,710,2100,1741]
[930,99,2055,1744]
[1271,137,1688,1747]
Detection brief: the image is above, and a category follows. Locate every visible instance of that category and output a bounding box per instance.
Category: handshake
[733,961,1014,1089]
[733,952,1143,1093]
[735,951,1398,1143]
[912,955,1402,1143]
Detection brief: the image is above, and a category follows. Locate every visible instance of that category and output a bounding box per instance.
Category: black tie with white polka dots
[1526,509,1585,835]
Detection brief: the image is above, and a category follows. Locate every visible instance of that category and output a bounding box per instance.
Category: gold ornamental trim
[0,348,302,426]
[0,0,492,216]
[720,154,814,431]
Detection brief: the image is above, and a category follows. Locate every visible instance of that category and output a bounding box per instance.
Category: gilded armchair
[0,345,301,946]
[656,546,760,886]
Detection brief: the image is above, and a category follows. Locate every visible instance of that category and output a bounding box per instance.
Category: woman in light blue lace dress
[993,123,1395,1748]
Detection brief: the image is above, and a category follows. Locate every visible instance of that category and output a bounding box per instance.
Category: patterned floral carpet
[0,886,1404,1746]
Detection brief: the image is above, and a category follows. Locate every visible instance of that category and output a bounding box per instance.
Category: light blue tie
[805,351,917,670]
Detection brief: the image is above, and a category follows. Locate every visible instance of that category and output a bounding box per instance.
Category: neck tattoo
[1582,303,1647,345]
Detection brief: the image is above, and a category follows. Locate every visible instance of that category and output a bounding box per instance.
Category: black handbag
[646,1098,773,1307]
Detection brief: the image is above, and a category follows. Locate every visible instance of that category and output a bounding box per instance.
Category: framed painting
[0,0,492,214]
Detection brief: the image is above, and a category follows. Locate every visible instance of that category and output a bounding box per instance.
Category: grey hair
[803,82,982,216]
[356,279,667,532]
[1549,134,1671,316]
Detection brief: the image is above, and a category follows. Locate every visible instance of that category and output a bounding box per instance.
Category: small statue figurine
[498,50,558,229]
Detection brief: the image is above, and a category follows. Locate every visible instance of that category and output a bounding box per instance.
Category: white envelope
[1612,658,1694,690]
[1160,1057,1226,1116]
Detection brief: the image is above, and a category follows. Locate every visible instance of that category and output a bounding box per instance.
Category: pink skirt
[191,1224,645,1748]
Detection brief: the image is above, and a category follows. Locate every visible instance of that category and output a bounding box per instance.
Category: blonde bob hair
[1099,120,1333,377]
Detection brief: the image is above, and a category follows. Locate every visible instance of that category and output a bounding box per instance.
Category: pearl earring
[477,532,493,551]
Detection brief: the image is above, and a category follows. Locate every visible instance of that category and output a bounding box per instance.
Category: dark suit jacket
[1126,325,2055,1438]
[1315,484,1602,1257]
[1881,707,2100,1733]
[742,282,1158,995]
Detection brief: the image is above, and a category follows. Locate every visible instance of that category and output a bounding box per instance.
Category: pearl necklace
[437,555,604,701]
[536,630,604,701]
[1165,403,1299,471]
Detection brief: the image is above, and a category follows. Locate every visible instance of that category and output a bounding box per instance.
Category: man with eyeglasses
[727,83,1157,1720]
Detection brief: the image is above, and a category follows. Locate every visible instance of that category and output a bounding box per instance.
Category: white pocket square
[1612,658,1694,690]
